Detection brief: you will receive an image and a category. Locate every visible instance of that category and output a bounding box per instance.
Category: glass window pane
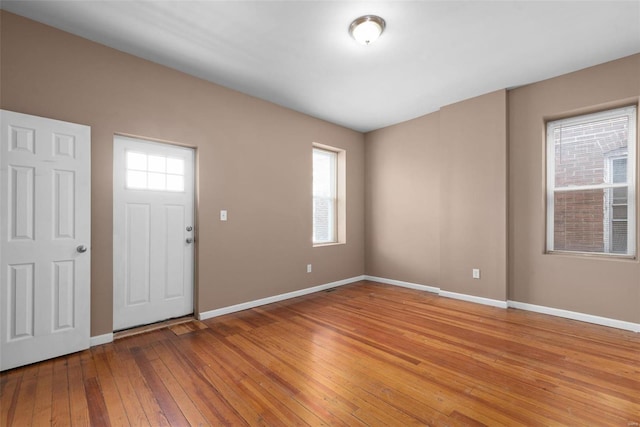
[127,170,147,189]
[611,221,628,253]
[312,148,338,244]
[612,187,627,203]
[127,152,147,171]
[553,116,629,187]
[553,189,606,253]
[612,205,627,220]
[612,158,627,183]
[148,155,166,173]
[313,197,329,243]
[147,172,165,190]
[166,157,184,175]
[313,151,331,197]
[166,175,184,192]
[313,149,337,196]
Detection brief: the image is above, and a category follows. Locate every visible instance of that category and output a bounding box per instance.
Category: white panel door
[113,136,194,331]
[0,110,91,371]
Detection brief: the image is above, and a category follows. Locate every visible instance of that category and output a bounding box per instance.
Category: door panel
[165,205,186,299]
[54,170,76,239]
[9,263,34,339]
[125,203,151,306]
[1,110,91,371]
[9,166,35,240]
[113,136,194,331]
[53,260,75,331]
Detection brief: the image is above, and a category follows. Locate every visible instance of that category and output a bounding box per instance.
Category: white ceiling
[3,1,640,132]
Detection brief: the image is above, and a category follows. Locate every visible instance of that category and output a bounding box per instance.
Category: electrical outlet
[307,264,312,273]
[220,210,227,221]
[472,268,481,279]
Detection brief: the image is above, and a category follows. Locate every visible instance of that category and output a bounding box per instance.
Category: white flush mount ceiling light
[349,15,386,45]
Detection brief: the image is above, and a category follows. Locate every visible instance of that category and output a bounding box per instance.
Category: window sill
[545,250,637,261]
[313,242,346,248]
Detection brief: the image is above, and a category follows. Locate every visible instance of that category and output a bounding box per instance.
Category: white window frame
[546,105,637,257]
[313,147,338,245]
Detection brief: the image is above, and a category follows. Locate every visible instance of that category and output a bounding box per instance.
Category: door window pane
[147,155,166,173]
[125,150,185,192]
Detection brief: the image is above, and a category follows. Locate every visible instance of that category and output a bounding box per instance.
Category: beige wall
[365,55,639,324]
[365,113,441,286]
[0,12,365,336]
[365,91,508,301]
[439,91,508,300]
[509,55,640,323]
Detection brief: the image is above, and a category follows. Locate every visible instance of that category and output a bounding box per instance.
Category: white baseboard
[363,275,507,308]
[363,275,440,293]
[198,273,639,333]
[439,290,509,309]
[508,300,640,333]
[90,333,113,347]
[198,275,366,320]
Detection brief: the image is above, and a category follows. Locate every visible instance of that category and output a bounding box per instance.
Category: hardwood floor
[2,281,639,426]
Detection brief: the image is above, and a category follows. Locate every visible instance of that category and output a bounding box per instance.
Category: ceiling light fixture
[349,15,385,46]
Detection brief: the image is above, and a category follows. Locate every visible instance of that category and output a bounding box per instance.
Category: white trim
[198,275,365,320]
[625,106,637,256]
[198,273,639,333]
[550,105,637,128]
[546,119,556,252]
[90,333,114,347]
[363,276,508,309]
[508,301,640,333]
[363,275,439,293]
[554,182,629,192]
[439,291,508,309]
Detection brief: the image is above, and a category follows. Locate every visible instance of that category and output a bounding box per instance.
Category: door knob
[186,238,194,244]
[186,226,193,232]
[76,245,88,253]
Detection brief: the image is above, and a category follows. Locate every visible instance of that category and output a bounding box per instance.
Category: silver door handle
[186,238,194,244]
[77,245,88,253]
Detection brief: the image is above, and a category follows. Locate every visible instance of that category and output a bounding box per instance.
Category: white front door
[0,110,91,371]
[113,136,194,331]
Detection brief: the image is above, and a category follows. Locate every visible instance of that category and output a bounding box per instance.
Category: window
[546,105,637,256]
[126,151,185,192]
[313,147,337,244]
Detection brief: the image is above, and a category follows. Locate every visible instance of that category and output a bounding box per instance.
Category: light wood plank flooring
[2,281,639,426]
